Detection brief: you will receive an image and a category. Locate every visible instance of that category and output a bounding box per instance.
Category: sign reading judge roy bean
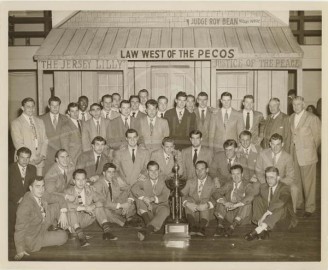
[186,17,262,26]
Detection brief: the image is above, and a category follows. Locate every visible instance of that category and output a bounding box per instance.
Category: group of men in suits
[9,89,321,258]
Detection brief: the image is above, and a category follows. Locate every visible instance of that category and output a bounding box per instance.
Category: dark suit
[76,150,110,179]
[241,110,265,145]
[194,107,213,146]
[164,108,196,150]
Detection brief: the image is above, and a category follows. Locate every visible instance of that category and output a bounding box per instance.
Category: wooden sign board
[214,58,302,69]
[186,17,262,27]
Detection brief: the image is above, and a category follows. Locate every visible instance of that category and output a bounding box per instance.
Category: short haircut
[197,92,208,98]
[265,166,279,176]
[176,91,187,99]
[21,97,35,106]
[223,139,238,149]
[162,136,175,145]
[120,100,130,107]
[101,94,112,102]
[288,89,296,96]
[243,95,254,102]
[189,129,203,138]
[187,94,195,101]
[125,128,138,137]
[269,97,280,103]
[221,92,232,99]
[293,96,305,102]
[48,96,61,105]
[17,147,31,157]
[67,102,79,111]
[73,168,87,179]
[112,93,121,98]
[30,175,44,186]
[195,160,208,169]
[78,96,88,102]
[230,164,243,174]
[239,130,252,139]
[145,99,158,109]
[55,149,68,159]
[129,95,140,103]
[90,103,102,110]
[103,162,117,172]
[138,89,149,96]
[147,160,159,170]
[158,96,168,102]
[91,136,107,145]
[270,133,284,143]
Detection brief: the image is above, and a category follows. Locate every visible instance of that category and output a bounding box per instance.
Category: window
[98,72,124,99]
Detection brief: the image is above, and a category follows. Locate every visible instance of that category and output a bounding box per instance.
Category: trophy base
[163,223,190,248]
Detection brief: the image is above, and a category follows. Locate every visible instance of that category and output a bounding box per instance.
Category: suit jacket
[181,176,216,205]
[255,149,295,185]
[44,162,75,195]
[101,109,120,120]
[150,149,183,177]
[82,118,110,152]
[76,150,111,179]
[107,116,142,150]
[139,116,169,152]
[164,108,196,150]
[194,107,213,145]
[131,174,170,206]
[262,112,291,153]
[60,118,82,165]
[14,191,66,254]
[181,146,213,180]
[236,144,261,178]
[209,152,250,185]
[113,146,150,186]
[209,108,243,152]
[241,110,265,145]
[11,114,48,167]
[131,110,147,121]
[9,162,36,205]
[289,110,321,166]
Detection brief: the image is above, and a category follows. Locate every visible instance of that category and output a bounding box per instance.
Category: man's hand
[65,194,76,202]
[85,204,96,213]
[121,202,130,215]
[196,203,209,212]
[143,197,151,206]
[58,212,68,229]
[89,175,99,183]
[227,203,239,211]
[17,197,23,204]
[14,251,30,260]
[185,202,198,212]
[250,175,258,183]
[213,177,221,189]
[223,202,234,210]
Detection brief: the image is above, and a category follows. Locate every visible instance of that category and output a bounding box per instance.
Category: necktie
[268,187,273,206]
[161,113,164,118]
[244,148,249,159]
[77,120,82,134]
[198,180,204,197]
[95,155,100,172]
[193,149,198,165]
[38,198,46,220]
[132,112,136,118]
[108,181,113,202]
[165,155,170,164]
[224,110,229,128]
[272,153,277,166]
[124,117,129,129]
[82,112,85,122]
[132,149,135,163]
[63,170,68,184]
[228,158,232,171]
[106,112,109,119]
[96,120,100,135]
[178,111,183,124]
[77,193,84,205]
[231,183,237,203]
[246,112,250,130]
[53,115,58,130]
[150,118,154,136]
[152,180,157,194]
[21,166,26,185]
[201,109,205,124]
[29,116,38,148]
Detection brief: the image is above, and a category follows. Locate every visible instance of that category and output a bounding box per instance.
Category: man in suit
[111,93,121,113]
[113,129,150,187]
[157,96,168,118]
[244,167,297,241]
[78,96,91,122]
[209,139,249,188]
[65,169,117,247]
[194,92,213,147]
[82,103,110,152]
[130,95,146,120]
[60,102,82,165]
[40,96,68,174]
[256,133,297,212]
[150,137,183,178]
[209,92,244,153]
[9,147,37,236]
[241,95,265,146]
[164,91,196,150]
[262,98,291,153]
[139,99,169,153]
[76,136,110,183]
[186,94,196,113]
[181,130,213,180]
[93,163,136,227]
[131,161,170,241]
[107,100,141,150]
[11,97,48,176]
[290,96,321,217]
[100,94,120,120]
[14,177,68,260]
[213,164,254,238]
[138,89,149,114]
[182,161,216,236]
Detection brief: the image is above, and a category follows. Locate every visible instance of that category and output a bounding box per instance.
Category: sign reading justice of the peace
[215,58,302,69]
[38,59,127,70]
[120,48,236,60]
[186,17,261,27]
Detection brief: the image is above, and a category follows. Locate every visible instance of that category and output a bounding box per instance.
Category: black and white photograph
[2,1,327,269]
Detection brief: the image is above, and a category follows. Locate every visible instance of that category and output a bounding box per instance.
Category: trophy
[163,151,190,248]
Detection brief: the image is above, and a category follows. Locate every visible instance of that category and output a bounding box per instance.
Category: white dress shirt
[294,109,305,128]
[271,111,281,119]
[243,110,254,129]
[221,107,232,120]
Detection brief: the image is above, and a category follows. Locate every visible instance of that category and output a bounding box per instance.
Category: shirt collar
[121,115,130,121]
[93,151,101,161]
[222,107,232,114]
[272,111,281,119]
[198,177,207,183]
[296,109,305,118]
[233,181,242,189]
[192,146,201,152]
[147,116,156,124]
[22,113,33,122]
[93,117,101,125]
[176,107,185,114]
[198,107,207,114]
[17,163,26,173]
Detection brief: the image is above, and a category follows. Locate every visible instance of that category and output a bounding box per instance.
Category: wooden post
[37,62,44,115]
[210,60,217,108]
[297,68,303,97]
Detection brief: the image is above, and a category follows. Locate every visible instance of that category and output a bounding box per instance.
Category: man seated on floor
[244,166,298,241]
[14,176,68,260]
[212,164,254,238]
[131,161,170,241]
[181,160,216,237]
[65,169,117,247]
[93,162,136,227]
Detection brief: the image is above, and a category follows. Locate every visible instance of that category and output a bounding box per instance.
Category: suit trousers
[185,208,211,226]
[104,204,136,227]
[136,200,170,231]
[292,148,317,213]
[215,203,252,225]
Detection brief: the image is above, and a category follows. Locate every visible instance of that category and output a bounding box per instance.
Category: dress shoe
[214,227,225,237]
[48,224,62,231]
[224,227,234,238]
[303,212,312,218]
[257,230,270,240]
[79,237,90,247]
[197,227,206,237]
[244,230,258,241]
[189,225,199,236]
[137,228,150,241]
[103,232,118,241]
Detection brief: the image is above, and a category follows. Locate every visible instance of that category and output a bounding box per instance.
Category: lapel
[123,148,134,167]
[290,113,296,132]
[134,147,143,167]
[28,193,44,220]
[19,114,32,130]
[45,113,56,133]
[158,150,167,170]
[296,111,308,129]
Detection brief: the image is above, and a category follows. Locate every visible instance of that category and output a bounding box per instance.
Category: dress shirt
[221,107,232,120]
[192,146,202,160]
[22,113,39,148]
[271,151,282,164]
[157,111,166,118]
[17,163,27,178]
[150,179,159,203]
[70,117,80,128]
[227,156,237,165]
[79,110,90,121]
[176,108,185,119]
[198,107,207,118]
[267,183,278,210]
[163,152,171,164]
[243,110,254,129]
[121,115,131,127]
[75,188,86,205]
[128,146,137,158]
[93,151,101,163]
[50,112,59,125]
[197,177,214,209]
[101,109,111,119]
[92,117,101,126]
[271,111,281,120]
[294,109,305,128]
[130,110,140,118]
[147,116,157,126]
[105,180,121,209]
[231,181,242,201]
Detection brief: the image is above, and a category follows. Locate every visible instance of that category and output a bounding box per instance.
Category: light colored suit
[241,110,265,145]
[194,107,213,146]
[209,108,243,152]
[237,144,261,178]
[82,118,110,152]
[181,146,213,180]
[150,149,183,178]
[101,109,120,120]
[139,116,169,152]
